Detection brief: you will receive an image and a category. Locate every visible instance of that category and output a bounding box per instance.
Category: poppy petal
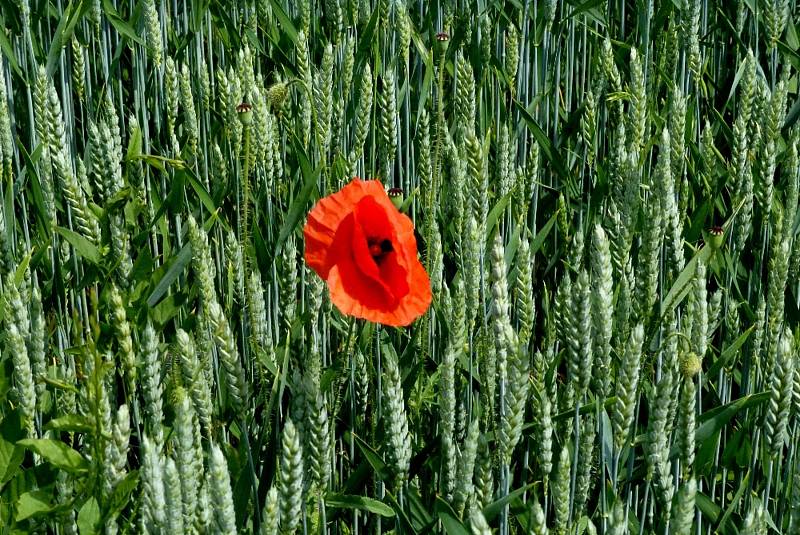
[348,209,398,300]
[303,177,432,326]
[304,179,388,279]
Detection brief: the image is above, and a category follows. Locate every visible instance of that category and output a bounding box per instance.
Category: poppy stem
[239,416,262,531]
[241,122,252,265]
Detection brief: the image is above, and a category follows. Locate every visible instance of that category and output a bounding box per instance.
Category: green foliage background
[0,0,798,533]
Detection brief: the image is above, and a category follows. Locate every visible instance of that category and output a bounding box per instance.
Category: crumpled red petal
[303,178,432,326]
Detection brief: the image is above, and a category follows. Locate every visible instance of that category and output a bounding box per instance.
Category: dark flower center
[368,238,393,263]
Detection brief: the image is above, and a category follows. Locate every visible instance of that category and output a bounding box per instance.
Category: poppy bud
[267,82,289,110]
[702,226,724,251]
[680,351,702,378]
[236,102,253,125]
[387,187,404,210]
[435,32,450,58]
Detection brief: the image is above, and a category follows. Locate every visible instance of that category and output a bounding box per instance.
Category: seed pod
[236,101,253,125]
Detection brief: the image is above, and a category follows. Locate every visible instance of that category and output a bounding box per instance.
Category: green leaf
[15,489,54,522]
[13,248,33,287]
[125,121,143,161]
[668,391,769,467]
[151,292,185,325]
[530,211,557,256]
[404,485,435,530]
[659,245,713,318]
[0,411,25,487]
[18,141,49,233]
[184,169,219,219]
[46,0,90,77]
[40,376,80,394]
[273,142,320,258]
[267,0,298,43]
[435,498,470,535]
[0,21,22,79]
[350,433,393,483]
[147,243,192,307]
[482,483,535,521]
[43,415,93,434]
[716,469,749,533]
[565,0,606,22]
[107,470,138,518]
[4,168,12,247]
[136,153,184,172]
[514,99,573,193]
[55,226,100,264]
[703,325,754,387]
[485,192,513,242]
[102,0,145,45]
[16,438,89,473]
[325,494,394,517]
[77,497,100,535]
[695,392,769,443]
[354,4,381,72]
[382,489,422,534]
[695,492,721,525]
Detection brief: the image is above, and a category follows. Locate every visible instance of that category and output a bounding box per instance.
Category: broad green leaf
[273,141,320,258]
[717,469,750,533]
[4,161,13,246]
[565,0,606,23]
[435,498,470,535]
[185,169,219,218]
[15,489,54,521]
[40,377,80,394]
[485,192,513,242]
[43,415,93,434]
[530,211,557,256]
[46,1,90,76]
[515,99,573,192]
[659,245,713,318]
[325,494,394,517]
[55,226,100,264]
[482,483,535,521]
[102,0,145,45]
[703,325,754,387]
[695,492,721,525]
[268,0,298,43]
[399,185,419,214]
[0,411,25,487]
[147,243,192,307]
[151,292,185,325]
[382,489,422,534]
[0,22,22,79]
[696,393,769,471]
[354,4,381,72]
[17,141,49,233]
[125,121,142,161]
[77,497,100,535]
[350,433,392,483]
[668,392,769,466]
[17,438,89,473]
[107,470,139,517]
[13,248,33,286]
[696,392,769,443]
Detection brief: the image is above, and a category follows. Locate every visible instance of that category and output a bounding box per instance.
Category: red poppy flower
[303,178,432,326]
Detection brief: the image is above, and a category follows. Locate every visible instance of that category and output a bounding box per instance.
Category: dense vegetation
[0,0,799,533]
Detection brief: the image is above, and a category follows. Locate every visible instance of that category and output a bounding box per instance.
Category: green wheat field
[0,0,799,533]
